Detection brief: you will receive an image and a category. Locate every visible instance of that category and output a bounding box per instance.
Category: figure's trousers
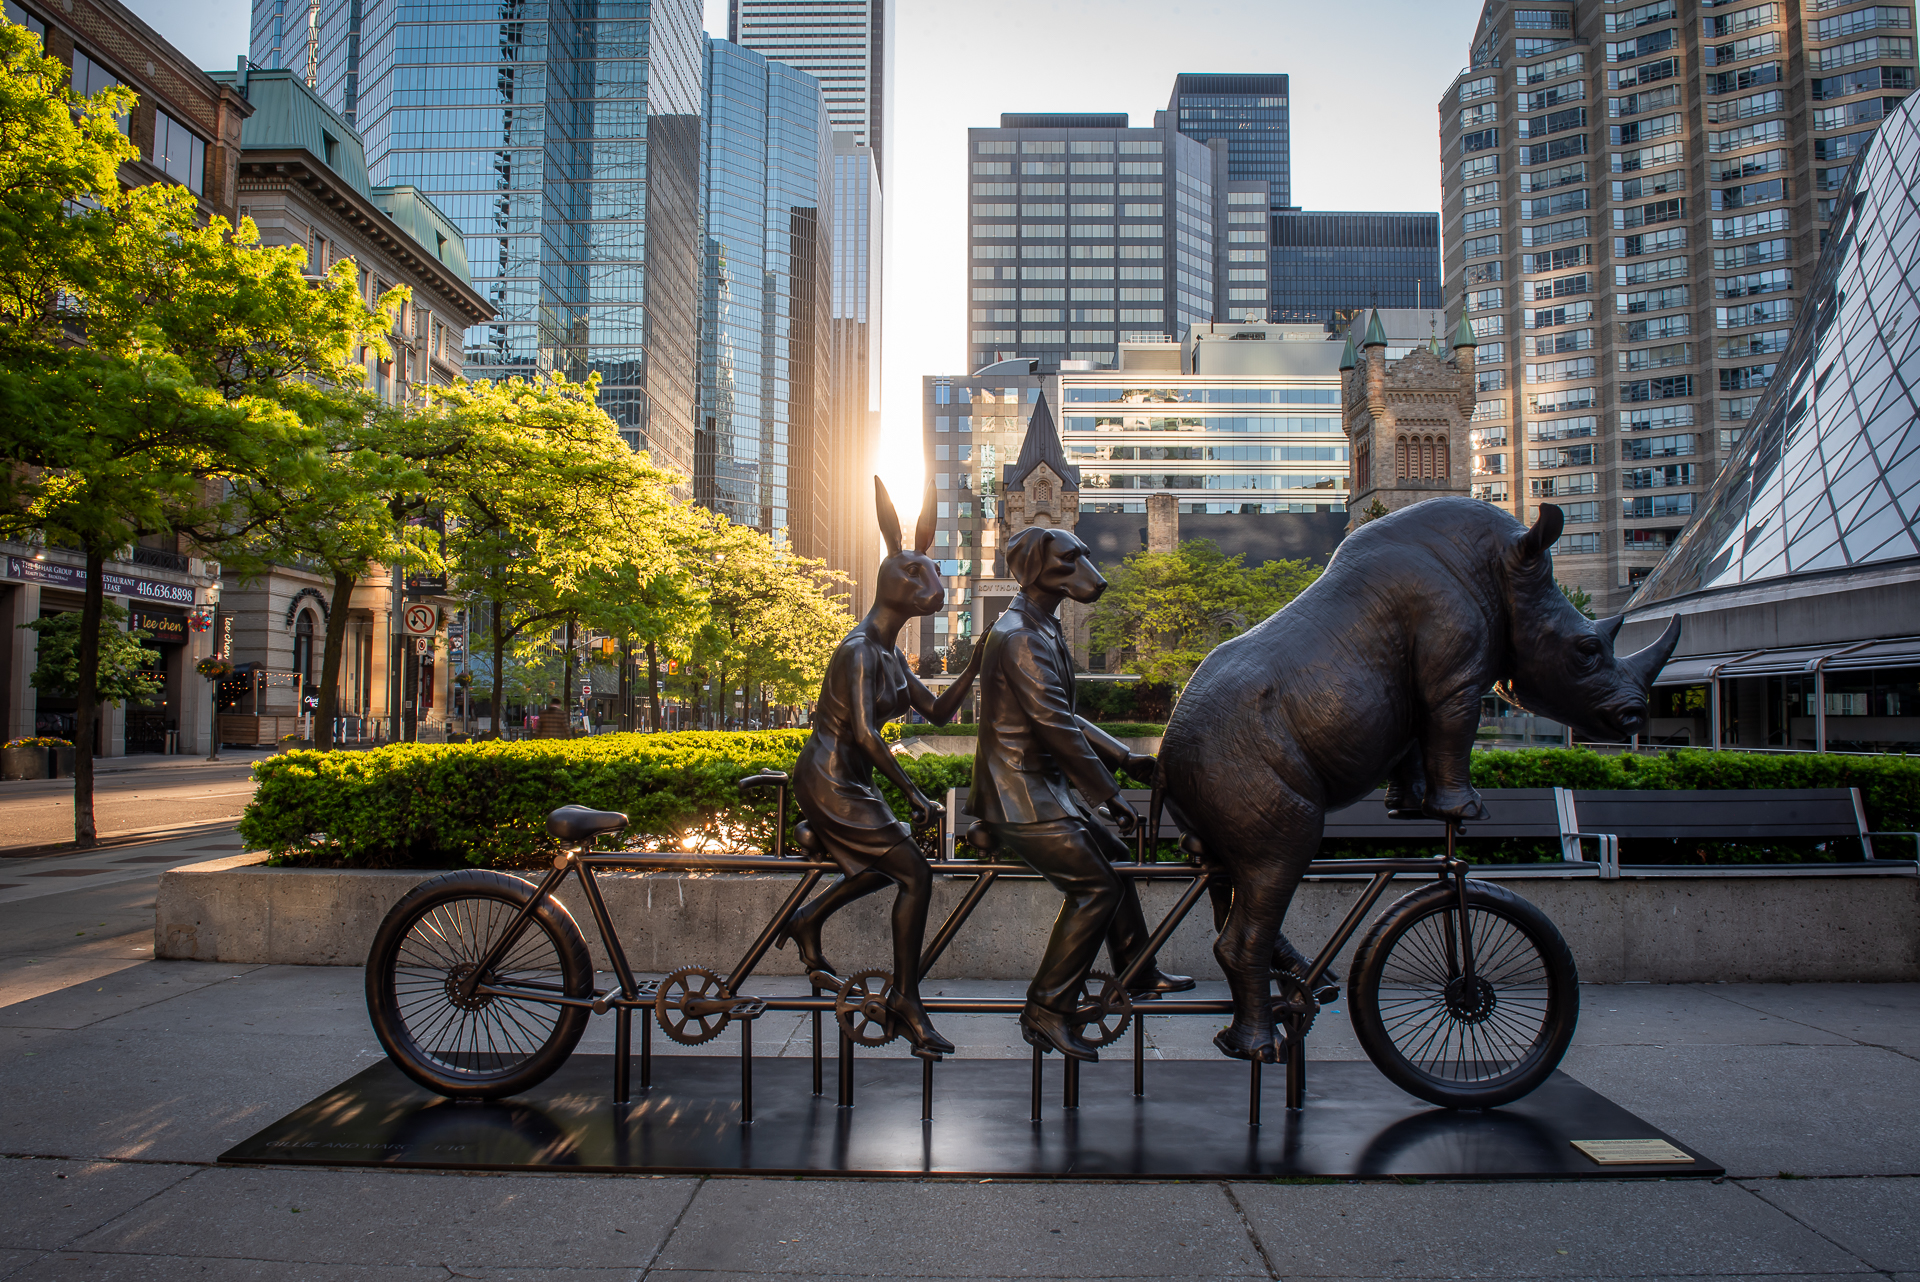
[990,816,1158,1014]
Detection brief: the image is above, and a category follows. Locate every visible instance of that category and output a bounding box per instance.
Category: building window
[1396,434,1450,481]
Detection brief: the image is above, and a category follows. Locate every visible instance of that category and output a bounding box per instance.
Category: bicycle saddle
[792,822,822,852]
[547,804,629,841]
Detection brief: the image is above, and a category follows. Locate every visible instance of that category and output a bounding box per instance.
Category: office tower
[967,112,1220,374]
[1441,0,1917,613]
[1168,73,1291,210]
[1270,212,1443,326]
[729,0,891,182]
[698,39,833,555]
[727,0,890,614]
[256,0,707,470]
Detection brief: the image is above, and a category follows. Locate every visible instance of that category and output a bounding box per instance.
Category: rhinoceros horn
[1619,614,1683,690]
[1593,613,1625,644]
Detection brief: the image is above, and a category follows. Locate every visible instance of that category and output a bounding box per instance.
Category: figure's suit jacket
[965,593,1133,826]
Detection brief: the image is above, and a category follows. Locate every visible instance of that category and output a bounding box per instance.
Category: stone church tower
[996,393,1097,665]
[1343,310,1478,531]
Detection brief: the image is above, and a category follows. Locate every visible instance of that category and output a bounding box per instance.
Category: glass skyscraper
[698,38,832,547]
[1269,211,1442,327]
[1168,73,1291,211]
[252,0,706,468]
[725,0,890,613]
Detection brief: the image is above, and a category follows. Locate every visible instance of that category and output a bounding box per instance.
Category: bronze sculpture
[776,478,982,1059]
[1160,499,1681,1062]
[966,525,1193,1063]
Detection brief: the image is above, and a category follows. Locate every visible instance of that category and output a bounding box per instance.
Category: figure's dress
[793,633,914,873]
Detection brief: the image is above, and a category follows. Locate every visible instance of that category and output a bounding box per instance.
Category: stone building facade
[1343,310,1478,529]
[208,68,492,745]
[0,0,248,756]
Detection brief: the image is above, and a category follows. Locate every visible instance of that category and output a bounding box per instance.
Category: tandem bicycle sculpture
[363,491,1680,1128]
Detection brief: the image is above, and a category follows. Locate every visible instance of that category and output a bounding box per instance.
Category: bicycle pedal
[909,1045,944,1062]
[729,999,768,1020]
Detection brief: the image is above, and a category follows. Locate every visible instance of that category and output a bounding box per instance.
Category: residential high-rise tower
[1440,0,1917,612]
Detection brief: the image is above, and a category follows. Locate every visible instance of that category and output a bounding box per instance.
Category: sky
[130,0,1476,510]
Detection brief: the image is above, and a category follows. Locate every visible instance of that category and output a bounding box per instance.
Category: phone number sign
[6,557,198,606]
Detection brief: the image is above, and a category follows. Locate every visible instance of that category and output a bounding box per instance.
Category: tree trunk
[646,640,661,733]
[489,596,506,741]
[314,566,358,751]
[73,545,104,847]
[562,614,577,738]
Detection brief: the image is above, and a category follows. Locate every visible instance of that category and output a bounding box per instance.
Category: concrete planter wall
[157,854,1920,984]
[2,745,48,781]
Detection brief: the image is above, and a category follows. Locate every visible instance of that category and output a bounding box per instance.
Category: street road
[0,756,267,851]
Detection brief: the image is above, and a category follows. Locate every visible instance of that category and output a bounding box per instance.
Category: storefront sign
[5,557,198,606]
[129,611,187,644]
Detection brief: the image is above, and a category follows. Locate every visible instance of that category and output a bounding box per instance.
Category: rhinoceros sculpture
[1158,498,1681,1061]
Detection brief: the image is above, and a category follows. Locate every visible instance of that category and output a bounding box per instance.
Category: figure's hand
[1101,793,1139,834]
[1124,752,1157,781]
[910,792,945,829]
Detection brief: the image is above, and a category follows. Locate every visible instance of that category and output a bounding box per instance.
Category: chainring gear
[653,965,732,1045]
[1071,970,1133,1048]
[834,968,900,1047]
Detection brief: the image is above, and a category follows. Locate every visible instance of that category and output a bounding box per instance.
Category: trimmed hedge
[237,737,1920,869]
[239,731,975,868]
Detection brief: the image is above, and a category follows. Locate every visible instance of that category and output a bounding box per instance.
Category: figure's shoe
[1019,1004,1100,1062]
[773,905,838,985]
[1127,967,1196,997]
[1273,940,1339,1004]
[886,993,955,1060]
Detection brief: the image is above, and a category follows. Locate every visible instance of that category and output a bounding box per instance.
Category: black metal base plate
[220,1055,1720,1180]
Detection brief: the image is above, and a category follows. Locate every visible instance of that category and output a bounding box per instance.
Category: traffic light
[600,637,617,657]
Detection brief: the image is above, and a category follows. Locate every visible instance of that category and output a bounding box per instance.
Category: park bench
[1566,787,1918,876]
[940,785,1612,876]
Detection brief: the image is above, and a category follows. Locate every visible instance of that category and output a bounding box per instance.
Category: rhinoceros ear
[1518,504,1564,563]
[1593,613,1625,643]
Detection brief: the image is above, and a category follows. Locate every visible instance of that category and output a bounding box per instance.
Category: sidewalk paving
[1,846,1918,1279]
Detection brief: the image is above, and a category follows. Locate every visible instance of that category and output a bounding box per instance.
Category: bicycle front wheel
[366,869,593,1099]
[1348,880,1578,1109]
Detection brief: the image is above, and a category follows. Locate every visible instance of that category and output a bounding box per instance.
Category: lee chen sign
[129,611,187,644]
[5,557,199,606]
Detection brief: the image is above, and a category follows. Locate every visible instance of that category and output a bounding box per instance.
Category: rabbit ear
[913,478,937,554]
[874,476,902,556]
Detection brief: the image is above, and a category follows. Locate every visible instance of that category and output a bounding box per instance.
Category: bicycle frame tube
[573,862,641,1001]
[724,868,825,993]
[1302,870,1401,993]
[918,868,1000,978]
[460,861,572,1002]
[1448,823,1477,983]
[1113,868,1212,991]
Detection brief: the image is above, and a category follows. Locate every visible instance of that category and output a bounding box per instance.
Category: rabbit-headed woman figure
[778,478,984,1059]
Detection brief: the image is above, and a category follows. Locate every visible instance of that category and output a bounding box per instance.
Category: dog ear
[912,478,937,555]
[874,476,902,557]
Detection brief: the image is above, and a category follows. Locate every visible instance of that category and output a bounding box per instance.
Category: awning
[1653,637,1920,685]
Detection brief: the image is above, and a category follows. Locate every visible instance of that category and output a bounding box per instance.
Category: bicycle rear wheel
[1348,880,1578,1109]
[366,869,592,1099]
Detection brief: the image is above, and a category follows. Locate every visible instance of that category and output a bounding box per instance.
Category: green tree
[22,603,161,707]
[0,23,388,842]
[432,375,684,737]
[1088,539,1322,690]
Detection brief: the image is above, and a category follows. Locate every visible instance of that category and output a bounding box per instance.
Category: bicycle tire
[366,869,593,1099]
[1348,880,1578,1109]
